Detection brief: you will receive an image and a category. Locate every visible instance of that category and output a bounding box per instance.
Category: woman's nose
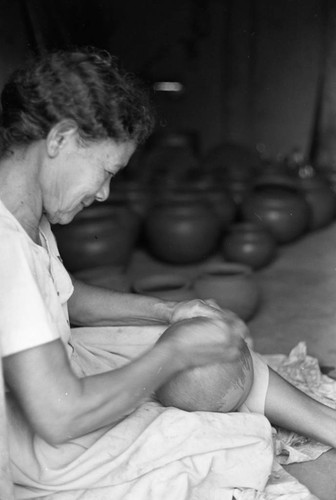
[95,181,110,203]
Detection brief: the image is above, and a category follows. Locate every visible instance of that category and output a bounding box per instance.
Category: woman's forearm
[65,342,182,442]
[68,276,177,326]
[4,338,182,445]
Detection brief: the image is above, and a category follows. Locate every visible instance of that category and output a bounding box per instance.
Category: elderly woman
[0,48,335,500]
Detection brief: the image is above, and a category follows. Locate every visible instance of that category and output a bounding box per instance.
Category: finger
[204,299,223,310]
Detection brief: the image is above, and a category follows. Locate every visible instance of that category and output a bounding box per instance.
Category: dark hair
[0,47,155,155]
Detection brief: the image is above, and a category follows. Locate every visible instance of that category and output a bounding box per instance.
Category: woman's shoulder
[0,199,28,236]
[0,203,36,258]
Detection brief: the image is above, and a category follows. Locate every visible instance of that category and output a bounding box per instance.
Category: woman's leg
[265,367,336,448]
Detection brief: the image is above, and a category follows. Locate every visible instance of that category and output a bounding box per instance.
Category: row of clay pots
[143,170,336,266]
[132,262,260,322]
[53,167,336,273]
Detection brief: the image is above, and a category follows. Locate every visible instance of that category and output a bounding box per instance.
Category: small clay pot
[193,262,260,321]
[156,340,253,412]
[132,274,196,301]
[221,222,277,269]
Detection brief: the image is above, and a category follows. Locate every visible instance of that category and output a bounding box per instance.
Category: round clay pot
[193,262,260,321]
[156,340,253,412]
[221,222,277,269]
[144,190,221,264]
[132,274,196,301]
[298,176,336,230]
[53,203,140,273]
[241,184,310,243]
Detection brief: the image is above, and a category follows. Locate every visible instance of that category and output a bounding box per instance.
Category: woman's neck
[0,146,43,243]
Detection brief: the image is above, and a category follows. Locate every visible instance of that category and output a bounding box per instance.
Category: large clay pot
[144,190,221,264]
[193,262,260,321]
[241,184,310,243]
[53,203,140,273]
[132,274,196,301]
[221,222,277,270]
[156,339,253,412]
[298,176,336,230]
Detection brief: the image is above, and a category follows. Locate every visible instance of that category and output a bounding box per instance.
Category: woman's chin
[49,209,81,225]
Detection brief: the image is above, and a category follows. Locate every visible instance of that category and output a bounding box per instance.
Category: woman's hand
[156,315,245,371]
[170,298,250,341]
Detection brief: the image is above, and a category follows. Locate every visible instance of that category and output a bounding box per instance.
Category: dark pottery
[144,191,221,264]
[53,203,140,273]
[241,185,310,244]
[221,222,277,269]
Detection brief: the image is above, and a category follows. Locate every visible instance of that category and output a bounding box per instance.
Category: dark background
[0,0,334,162]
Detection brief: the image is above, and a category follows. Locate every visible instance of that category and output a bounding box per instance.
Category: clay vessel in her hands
[156,340,253,412]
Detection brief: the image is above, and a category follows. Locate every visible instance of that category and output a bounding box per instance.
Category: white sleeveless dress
[0,200,273,500]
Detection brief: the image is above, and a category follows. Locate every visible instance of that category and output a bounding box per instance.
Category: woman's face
[41,134,136,225]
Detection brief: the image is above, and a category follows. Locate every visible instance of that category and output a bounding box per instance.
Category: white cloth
[0,208,72,357]
[0,201,274,499]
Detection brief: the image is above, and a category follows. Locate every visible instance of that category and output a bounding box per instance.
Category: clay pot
[132,274,196,301]
[144,190,221,264]
[298,176,336,230]
[156,339,253,412]
[193,262,260,321]
[241,184,310,244]
[221,222,277,270]
[53,203,140,273]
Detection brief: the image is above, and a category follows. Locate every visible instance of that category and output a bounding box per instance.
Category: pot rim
[195,262,253,280]
[132,273,192,293]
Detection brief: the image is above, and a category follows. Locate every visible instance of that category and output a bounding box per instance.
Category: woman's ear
[46,120,78,157]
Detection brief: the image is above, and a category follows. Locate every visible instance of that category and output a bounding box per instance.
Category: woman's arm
[4,316,243,446]
[68,275,177,326]
[68,276,250,340]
